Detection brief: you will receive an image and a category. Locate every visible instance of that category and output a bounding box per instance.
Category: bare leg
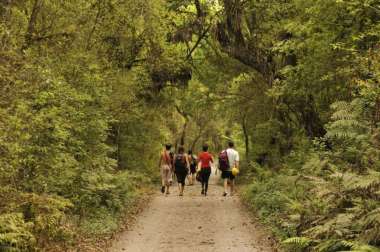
[230,179,235,195]
[160,167,165,193]
[224,179,228,194]
[165,169,170,195]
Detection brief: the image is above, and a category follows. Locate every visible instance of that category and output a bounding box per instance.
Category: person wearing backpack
[219,141,240,196]
[159,144,173,195]
[174,146,190,196]
[198,144,214,196]
[187,150,197,185]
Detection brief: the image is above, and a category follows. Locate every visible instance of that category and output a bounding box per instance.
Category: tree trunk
[180,119,188,146]
[116,124,122,168]
[194,0,203,18]
[241,114,250,160]
[23,0,42,50]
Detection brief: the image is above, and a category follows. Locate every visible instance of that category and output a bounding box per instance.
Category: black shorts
[175,171,187,185]
[190,164,196,174]
[221,170,235,180]
[200,167,211,183]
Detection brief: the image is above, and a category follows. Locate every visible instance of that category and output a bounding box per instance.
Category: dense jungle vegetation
[1,0,380,251]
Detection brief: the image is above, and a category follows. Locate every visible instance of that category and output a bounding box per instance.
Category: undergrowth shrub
[0,213,36,252]
[78,171,152,235]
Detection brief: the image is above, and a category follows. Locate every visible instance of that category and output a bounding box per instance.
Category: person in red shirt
[197,144,214,196]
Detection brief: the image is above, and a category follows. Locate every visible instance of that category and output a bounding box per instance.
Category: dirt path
[110,168,275,252]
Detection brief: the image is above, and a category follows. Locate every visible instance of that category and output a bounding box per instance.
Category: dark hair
[228,141,234,148]
[202,144,209,152]
[188,150,192,155]
[165,144,172,150]
[178,146,185,154]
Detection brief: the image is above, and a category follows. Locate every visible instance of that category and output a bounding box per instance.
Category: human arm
[235,161,239,169]
[158,153,162,169]
[197,154,201,172]
[187,155,190,168]
[172,154,176,170]
[209,154,214,168]
[185,155,190,172]
[235,152,240,169]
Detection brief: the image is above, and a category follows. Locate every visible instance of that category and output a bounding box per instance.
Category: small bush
[0,213,36,251]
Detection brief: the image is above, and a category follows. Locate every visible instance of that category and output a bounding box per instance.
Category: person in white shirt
[222,141,239,196]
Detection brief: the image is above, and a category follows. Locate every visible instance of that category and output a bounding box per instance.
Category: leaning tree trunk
[180,118,188,146]
[241,114,250,160]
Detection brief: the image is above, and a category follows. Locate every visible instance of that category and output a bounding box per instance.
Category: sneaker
[223,192,228,197]
[161,186,165,193]
[201,189,205,195]
[204,191,207,196]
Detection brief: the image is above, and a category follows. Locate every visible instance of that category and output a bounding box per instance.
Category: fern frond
[315,239,352,252]
[361,207,380,243]
[339,244,380,252]
[282,236,312,249]
[342,171,380,194]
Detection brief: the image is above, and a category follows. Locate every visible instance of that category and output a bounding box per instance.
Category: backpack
[174,154,187,172]
[218,150,230,171]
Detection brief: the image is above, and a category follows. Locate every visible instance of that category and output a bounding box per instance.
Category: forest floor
[109,168,276,252]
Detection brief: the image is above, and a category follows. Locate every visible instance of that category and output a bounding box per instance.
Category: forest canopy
[1,0,380,251]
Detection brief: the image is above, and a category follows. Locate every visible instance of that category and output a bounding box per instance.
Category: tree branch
[186,23,212,60]
[194,0,204,18]
[22,0,42,50]
[175,104,191,119]
[86,0,103,50]
[32,32,73,42]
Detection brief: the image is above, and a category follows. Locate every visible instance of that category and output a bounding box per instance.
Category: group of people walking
[158,141,240,197]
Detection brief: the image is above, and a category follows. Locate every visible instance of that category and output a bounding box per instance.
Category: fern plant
[341,170,380,197]
[327,99,368,139]
[326,98,371,169]
[282,236,312,251]
[361,207,380,245]
[0,213,36,251]
[338,240,380,252]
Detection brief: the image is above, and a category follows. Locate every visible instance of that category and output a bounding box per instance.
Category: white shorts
[161,165,172,185]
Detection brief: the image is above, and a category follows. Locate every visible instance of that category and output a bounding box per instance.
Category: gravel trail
[110,169,274,252]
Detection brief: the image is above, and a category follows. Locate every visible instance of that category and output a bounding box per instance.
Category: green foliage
[0,0,186,249]
[0,213,35,252]
[1,0,380,251]
[230,0,380,250]
[282,236,312,251]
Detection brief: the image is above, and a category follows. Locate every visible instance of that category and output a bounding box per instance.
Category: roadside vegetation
[1,0,380,251]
